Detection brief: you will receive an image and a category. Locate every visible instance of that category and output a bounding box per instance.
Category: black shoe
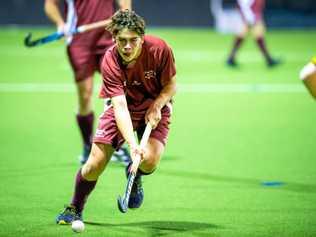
[226,58,238,67]
[267,58,282,68]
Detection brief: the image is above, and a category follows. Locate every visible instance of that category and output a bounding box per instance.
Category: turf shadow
[84,220,219,236]
[159,169,316,194]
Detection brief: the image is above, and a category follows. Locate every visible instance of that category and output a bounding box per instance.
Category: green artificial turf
[0,27,316,237]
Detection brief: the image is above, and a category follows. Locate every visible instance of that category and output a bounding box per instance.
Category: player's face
[115,28,144,64]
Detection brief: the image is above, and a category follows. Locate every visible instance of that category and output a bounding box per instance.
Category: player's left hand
[145,103,161,129]
[128,143,145,173]
[129,143,141,159]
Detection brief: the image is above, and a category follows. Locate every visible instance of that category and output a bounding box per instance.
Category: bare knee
[79,90,92,112]
[300,62,316,100]
[77,78,93,114]
[237,24,249,38]
[140,138,164,173]
[251,22,265,38]
[300,62,316,81]
[81,143,113,180]
[142,154,160,172]
[81,160,103,181]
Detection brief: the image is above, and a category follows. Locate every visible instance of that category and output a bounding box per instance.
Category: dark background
[1,0,316,27]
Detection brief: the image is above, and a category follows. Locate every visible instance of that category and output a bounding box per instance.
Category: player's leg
[252,20,280,67]
[67,46,96,164]
[56,142,113,224]
[300,59,316,99]
[77,77,94,115]
[76,77,95,164]
[56,106,125,224]
[227,0,256,67]
[226,23,248,67]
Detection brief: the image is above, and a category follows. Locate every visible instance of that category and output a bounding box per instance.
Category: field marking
[178,83,305,93]
[0,83,75,93]
[0,82,305,93]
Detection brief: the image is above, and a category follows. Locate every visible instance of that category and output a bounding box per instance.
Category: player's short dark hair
[106,9,146,36]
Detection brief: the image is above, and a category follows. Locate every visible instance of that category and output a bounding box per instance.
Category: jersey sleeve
[100,51,125,98]
[158,43,176,87]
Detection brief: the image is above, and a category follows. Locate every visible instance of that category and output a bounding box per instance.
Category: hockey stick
[24,19,110,47]
[117,123,152,213]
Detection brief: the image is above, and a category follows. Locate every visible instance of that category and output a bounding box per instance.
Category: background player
[226,0,280,67]
[300,57,316,99]
[55,9,177,224]
[44,0,132,164]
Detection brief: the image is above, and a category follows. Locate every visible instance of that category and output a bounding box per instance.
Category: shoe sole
[57,220,71,225]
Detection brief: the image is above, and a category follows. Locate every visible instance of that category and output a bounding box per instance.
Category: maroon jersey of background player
[65,0,114,50]
[65,0,115,81]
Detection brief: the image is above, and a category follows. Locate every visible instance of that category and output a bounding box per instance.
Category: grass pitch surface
[0,27,316,237]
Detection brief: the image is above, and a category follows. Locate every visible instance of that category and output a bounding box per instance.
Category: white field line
[0,83,305,93]
[0,83,75,93]
[178,83,305,93]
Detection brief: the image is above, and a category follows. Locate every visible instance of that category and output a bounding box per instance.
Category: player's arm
[117,0,132,10]
[111,95,138,151]
[146,75,177,128]
[44,0,65,30]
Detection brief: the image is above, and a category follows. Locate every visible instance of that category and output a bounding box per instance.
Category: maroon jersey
[100,35,176,114]
[64,0,115,49]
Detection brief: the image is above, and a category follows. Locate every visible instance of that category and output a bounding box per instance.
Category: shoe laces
[62,205,79,217]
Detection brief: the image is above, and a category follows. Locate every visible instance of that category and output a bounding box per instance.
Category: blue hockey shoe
[56,205,82,225]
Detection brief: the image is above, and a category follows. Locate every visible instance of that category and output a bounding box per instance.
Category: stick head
[24,33,36,47]
[23,32,64,48]
[117,196,128,213]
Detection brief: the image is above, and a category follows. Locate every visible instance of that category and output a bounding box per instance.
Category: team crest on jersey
[132,80,141,86]
[95,129,106,137]
[144,70,156,80]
